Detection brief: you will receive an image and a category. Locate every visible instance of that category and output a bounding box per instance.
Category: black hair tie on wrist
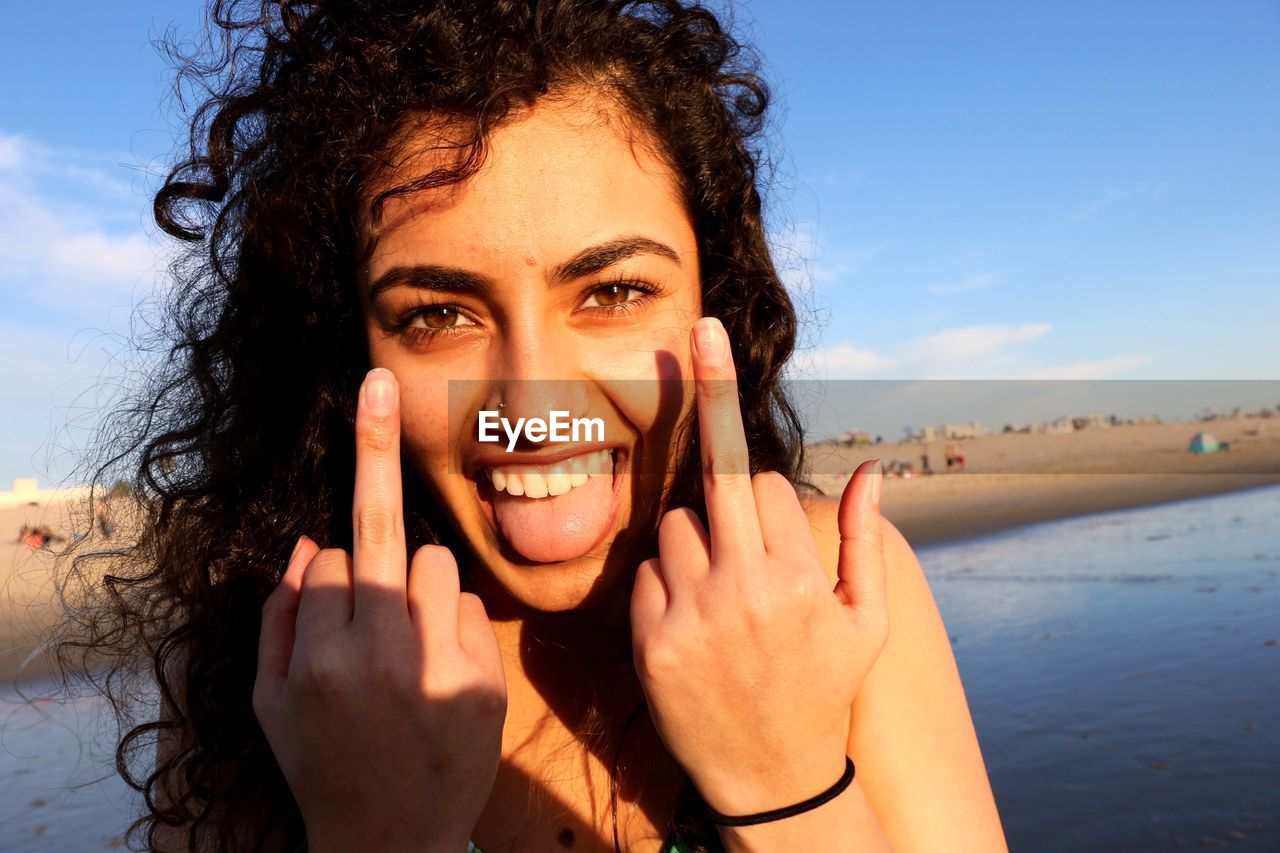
[704,757,856,827]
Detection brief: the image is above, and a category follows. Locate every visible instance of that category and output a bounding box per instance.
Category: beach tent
[1188,432,1220,453]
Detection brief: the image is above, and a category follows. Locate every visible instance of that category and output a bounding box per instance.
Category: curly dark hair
[51,0,810,850]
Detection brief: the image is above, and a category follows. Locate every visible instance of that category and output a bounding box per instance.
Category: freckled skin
[359,94,703,613]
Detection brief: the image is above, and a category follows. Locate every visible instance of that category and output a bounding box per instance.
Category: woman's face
[360,93,702,612]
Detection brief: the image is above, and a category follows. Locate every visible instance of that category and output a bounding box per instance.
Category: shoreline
[804,415,1280,545]
[883,472,1280,548]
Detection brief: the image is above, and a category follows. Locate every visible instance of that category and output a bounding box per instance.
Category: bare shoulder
[800,493,1008,852]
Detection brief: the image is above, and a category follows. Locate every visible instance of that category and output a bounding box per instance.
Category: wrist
[715,776,890,853]
[696,750,849,817]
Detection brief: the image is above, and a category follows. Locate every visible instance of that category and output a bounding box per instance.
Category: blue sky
[2,1,1278,483]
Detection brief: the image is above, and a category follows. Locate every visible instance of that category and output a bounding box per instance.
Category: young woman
[63,1,1005,850]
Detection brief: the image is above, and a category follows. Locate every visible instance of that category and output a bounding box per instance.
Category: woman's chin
[477,554,631,614]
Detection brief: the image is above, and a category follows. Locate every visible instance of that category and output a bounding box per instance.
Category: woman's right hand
[253,368,507,853]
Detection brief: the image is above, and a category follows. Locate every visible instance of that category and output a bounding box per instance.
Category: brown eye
[584,282,655,310]
[592,284,631,307]
[411,305,473,330]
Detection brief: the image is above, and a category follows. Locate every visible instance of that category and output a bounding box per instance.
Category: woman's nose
[487,327,591,430]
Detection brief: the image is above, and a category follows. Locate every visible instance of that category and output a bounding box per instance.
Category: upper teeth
[485,449,612,498]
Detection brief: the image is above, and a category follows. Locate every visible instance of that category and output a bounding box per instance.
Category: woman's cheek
[398,402,452,480]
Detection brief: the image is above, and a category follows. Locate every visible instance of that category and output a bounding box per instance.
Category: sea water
[920,483,1280,850]
[1,485,1277,850]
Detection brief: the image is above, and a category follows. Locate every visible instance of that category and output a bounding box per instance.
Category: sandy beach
[807,415,1280,545]
[3,416,1279,681]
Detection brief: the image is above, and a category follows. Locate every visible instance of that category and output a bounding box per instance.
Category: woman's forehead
[363,95,694,277]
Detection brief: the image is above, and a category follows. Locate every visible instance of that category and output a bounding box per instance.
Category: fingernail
[693,318,725,364]
[870,459,883,506]
[364,368,397,416]
[286,535,308,574]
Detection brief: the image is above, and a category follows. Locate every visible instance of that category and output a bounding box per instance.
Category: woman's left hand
[630,317,890,816]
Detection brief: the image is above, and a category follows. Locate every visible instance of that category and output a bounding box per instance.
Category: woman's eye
[582,283,651,310]
[410,305,475,330]
[393,304,478,346]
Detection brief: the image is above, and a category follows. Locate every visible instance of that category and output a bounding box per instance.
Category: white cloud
[800,342,894,377]
[792,322,1151,381]
[927,272,1002,294]
[792,322,1053,379]
[0,130,164,309]
[907,322,1050,365]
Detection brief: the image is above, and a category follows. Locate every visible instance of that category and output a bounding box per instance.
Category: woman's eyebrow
[551,236,682,283]
[367,235,681,299]
[368,265,494,299]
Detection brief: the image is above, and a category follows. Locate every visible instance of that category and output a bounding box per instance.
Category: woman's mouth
[474,447,625,563]
[483,447,612,497]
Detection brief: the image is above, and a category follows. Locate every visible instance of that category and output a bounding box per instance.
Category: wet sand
[3,416,1279,680]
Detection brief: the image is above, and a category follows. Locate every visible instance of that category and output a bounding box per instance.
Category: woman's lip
[467,441,623,478]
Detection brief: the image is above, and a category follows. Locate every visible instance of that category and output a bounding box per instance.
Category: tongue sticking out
[490,463,617,563]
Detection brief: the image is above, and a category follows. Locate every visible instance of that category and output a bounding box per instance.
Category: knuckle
[457,591,486,619]
[299,548,351,590]
[659,507,698,536]
[359,417,397,453]
[296,644,345,690]
[309,547,350,573]
[704,451,749,477]
[738,593,766,623]
[701,379,737,403]
[412,544,457,571]
[635,637,681,682]
[737,586,780,624]
[356,506,400,546]
[752,470,794,498]
[457,678,508,718]
[785,572,815,602]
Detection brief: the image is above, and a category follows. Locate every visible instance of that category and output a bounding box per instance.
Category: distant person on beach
[20,523,62,550]
[94,497,113,539]
[920,447,932,475]
[58,3,1004,851]
[945,444,956,472]
[23,527,47,550]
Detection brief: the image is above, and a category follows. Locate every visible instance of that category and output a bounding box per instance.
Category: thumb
[834,460,887,619]
[256,535,319,686]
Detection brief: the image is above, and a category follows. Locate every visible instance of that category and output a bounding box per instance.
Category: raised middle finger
[351,367,409,620]
[691,317,764,561]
